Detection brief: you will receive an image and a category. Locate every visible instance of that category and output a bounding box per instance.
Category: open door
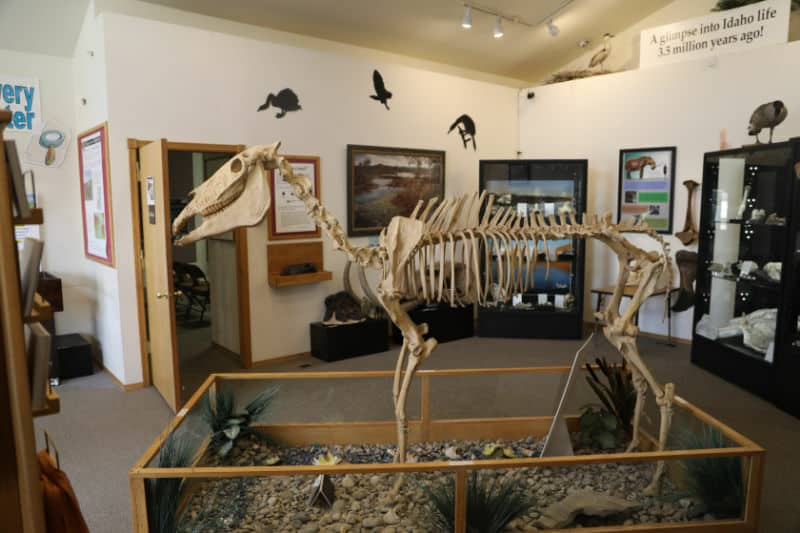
[138,139,181,411]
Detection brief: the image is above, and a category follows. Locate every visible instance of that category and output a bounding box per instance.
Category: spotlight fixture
[578,39,591,48]
[456,0,575,40]
[493,16,504,38]
[461,5,472,29]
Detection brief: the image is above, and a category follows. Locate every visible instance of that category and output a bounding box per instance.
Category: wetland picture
[347,145,445,236]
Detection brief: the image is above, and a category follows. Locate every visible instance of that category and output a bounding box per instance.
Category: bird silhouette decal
[748,100,788,143]
[370,70,392,110]
[448,114,477,151]
[257,88,302,118]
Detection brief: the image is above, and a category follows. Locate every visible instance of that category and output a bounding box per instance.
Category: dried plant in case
[202,385,279,457]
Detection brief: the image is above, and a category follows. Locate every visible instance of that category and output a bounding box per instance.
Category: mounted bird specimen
[257,88,302,118]
[448,114,477,150]
[588,33,614,71]
[370,69,392,110]
[748,100,787,144]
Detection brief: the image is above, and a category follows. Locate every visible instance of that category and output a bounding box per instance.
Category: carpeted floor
[35,336,800,532]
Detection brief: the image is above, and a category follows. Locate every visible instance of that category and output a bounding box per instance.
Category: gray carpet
[35,336,800,532]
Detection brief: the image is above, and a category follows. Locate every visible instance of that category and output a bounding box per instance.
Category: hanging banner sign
[639,0,790,68]
[0,75,42,131]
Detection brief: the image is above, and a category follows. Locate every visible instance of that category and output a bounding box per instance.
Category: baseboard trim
[94,357,146,391]
[250,351,312,368]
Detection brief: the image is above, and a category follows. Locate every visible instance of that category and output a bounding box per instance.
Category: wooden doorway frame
[128,139,252,388]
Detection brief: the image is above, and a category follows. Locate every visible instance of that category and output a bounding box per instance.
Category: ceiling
[0,0,672,84]
[136,0,672,83]
[0,0,89,57]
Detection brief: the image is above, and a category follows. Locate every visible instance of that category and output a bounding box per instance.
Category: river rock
[362,516,381,527]
[383,509,400,525]
[534,489,639,529]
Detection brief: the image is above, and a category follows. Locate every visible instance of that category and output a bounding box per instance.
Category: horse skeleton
[173,143,676,493]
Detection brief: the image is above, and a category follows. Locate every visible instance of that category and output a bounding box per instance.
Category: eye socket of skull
[230,156,244,174]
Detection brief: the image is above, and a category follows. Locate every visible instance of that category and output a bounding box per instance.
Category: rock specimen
[322,291,364,325]
[535,489,640,529]
[672,250,697,312]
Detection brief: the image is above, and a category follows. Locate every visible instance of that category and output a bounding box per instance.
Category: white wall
[71,2,142,384]
[0,49,97,342]
[519,39,800,339]
[98,10,519,366]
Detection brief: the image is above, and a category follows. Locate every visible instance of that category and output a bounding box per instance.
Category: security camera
[527,91,535,100]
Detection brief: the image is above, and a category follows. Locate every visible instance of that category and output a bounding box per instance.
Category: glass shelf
[713,218,786,228]
[708,272,781,293]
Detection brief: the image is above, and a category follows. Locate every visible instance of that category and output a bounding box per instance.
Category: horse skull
[172,143,281,246]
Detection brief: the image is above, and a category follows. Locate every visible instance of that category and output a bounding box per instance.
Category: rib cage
[385,191,671,307]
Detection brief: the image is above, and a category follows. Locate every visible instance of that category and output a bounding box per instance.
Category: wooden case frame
[130,365,764,533]
[268,155,321,240]
[77,122,115,266]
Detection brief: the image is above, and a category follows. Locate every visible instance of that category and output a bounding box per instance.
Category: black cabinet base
[690,335,772,401]
[391,304,474,344]
[477,308,582,339]
[310,319,389,362]
[54,334,94,380]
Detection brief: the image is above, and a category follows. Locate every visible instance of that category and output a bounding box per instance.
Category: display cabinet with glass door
[693,140,800,417]
[476,159,587,339]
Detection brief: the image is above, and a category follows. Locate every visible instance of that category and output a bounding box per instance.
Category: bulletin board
[77,122,115,267]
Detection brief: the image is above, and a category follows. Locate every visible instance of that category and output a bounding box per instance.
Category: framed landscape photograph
[347,145,445,236]
[268,155,321,240]
[617,146,676,234]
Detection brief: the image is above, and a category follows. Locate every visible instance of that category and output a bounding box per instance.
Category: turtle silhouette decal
[257,88,302,118]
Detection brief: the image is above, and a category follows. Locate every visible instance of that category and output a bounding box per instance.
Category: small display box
[53,334,94,380]
[391,303,474,344]
[310,319,388,362]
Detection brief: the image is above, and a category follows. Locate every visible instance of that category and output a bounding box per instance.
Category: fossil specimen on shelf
[675,180,699,246]
[173,142,676,494]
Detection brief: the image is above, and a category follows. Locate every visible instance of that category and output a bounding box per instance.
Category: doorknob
[156,290,183,299]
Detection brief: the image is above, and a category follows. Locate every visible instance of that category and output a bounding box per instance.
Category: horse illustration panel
[618,146,676,233]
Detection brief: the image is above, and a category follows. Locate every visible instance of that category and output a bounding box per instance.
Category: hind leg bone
[626,367,648,453]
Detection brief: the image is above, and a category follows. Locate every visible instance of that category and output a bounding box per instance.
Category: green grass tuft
[425,471,535,533]
[679,427,744,519]
[585,356,636,438]
[145,434,193,533]
[202,385,279,457]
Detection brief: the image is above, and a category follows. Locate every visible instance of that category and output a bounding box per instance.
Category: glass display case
[693,140,800,417]
[130,368,764,533]
[476,159,586,339]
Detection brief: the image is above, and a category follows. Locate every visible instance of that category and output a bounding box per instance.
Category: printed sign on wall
[639,0,790,68]
[0,76,42,131]
[78,123,115,267]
